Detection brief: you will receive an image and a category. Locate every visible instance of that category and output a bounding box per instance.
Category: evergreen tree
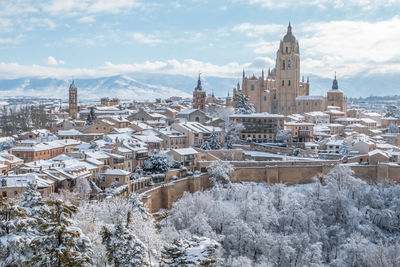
[102,211,150,267]
[143,154,180,173]
[388,122,399,134]
[339,140,351,156]
[200,140,211,150]
[233,92,255,114]
[0,197,33,266]
[21,183,50,224]
[29,199,92,267]
[208,130,222,150]
[224,119,244,149]
[86,107,96,125]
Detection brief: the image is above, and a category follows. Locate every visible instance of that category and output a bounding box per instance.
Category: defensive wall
[141,162,400,213]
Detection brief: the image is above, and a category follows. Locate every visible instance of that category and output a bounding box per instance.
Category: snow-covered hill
[0,73,237,101]
[0,72,398,100]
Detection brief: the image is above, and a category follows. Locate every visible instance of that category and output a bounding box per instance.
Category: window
[288,60,292,69]
[282,80,284,86]
[115,177,120,182]
[251,84,255,91]
[2,191,6,197]
[282,60,285,70]
[286,47,288,53]
[288,80,291,86]
[264,96,267,101]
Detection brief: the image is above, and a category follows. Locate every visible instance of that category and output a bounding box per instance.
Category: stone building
[192,75,206,112]
[100,97,120,106]
[68,81,78,119]
[229,113,285,142]
[235,23,347,115]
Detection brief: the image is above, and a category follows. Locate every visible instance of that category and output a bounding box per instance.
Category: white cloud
[0,58,271,80]
[41,0,141,16]
[45,56,65,66]
[233,23,284,38]
[78,16,95,23]
[246,0,400,9]
[247,41,279,54]
[236,17,400,78]
[128,32,162,45]
[0,35,24,45]
[299,17,400,77]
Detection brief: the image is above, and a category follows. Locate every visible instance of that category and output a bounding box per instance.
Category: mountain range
[0,72,398,101]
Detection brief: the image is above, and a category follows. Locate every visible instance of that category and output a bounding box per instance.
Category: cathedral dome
[283,22,296,43]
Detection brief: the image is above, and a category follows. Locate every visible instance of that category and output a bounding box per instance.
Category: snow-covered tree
[224,119,244,149]
[208,129,222,150]
[29,199,92,267]
[74,177,92,200]
[385,104,400,118]
[388,122,399,134]
[143,154,180,173]
[86,107,96,125]
[233,92,254,114]
[200,140,211,150]
[162,165,400,265]
[275,121,292,143]
[75,196,164,266]
[102,212,150,267]
[206,160,234,185]
[162,236,221,266]
[339,139,351,156]
[0,197,33,266]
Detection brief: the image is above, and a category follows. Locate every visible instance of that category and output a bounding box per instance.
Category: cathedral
[234,23,347,115]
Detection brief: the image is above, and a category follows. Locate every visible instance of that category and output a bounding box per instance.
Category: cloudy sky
[0,0,400,82]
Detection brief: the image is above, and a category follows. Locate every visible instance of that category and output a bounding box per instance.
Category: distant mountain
[0,73,237,101]
[0,72,397,100]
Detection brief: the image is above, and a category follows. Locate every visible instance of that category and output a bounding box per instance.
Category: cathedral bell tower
[276,22,301,115]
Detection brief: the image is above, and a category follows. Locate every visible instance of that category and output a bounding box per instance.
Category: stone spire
[261,69,264,80]
[242,69,245,80]
[69,80,77,89]
[332,72,339,90]
[237,81,240,90]
[288,21,292,33]
[194,73,202,91]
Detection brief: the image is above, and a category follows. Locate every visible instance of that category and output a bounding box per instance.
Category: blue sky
[0,0,400,81]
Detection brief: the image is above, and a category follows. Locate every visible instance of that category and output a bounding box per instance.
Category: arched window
[251,84,255,91]
[282,60,285,70]
[282,80,284,86]
[286,47,288,53]
[288,80,291,86]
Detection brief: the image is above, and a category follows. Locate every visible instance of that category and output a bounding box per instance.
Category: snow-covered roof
[230,112,284,118]
[171,148,199,155]
[102,169,130,175]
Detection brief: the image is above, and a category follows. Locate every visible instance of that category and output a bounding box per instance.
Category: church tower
[326,74,347,113]
[276,22,301,115]
[69,80,78,119]
[192,74,206,112]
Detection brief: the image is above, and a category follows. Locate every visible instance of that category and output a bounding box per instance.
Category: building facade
[229,113,285,143]
[236,23,347,115]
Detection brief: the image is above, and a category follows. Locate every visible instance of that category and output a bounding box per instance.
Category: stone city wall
[142,162,399,213]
